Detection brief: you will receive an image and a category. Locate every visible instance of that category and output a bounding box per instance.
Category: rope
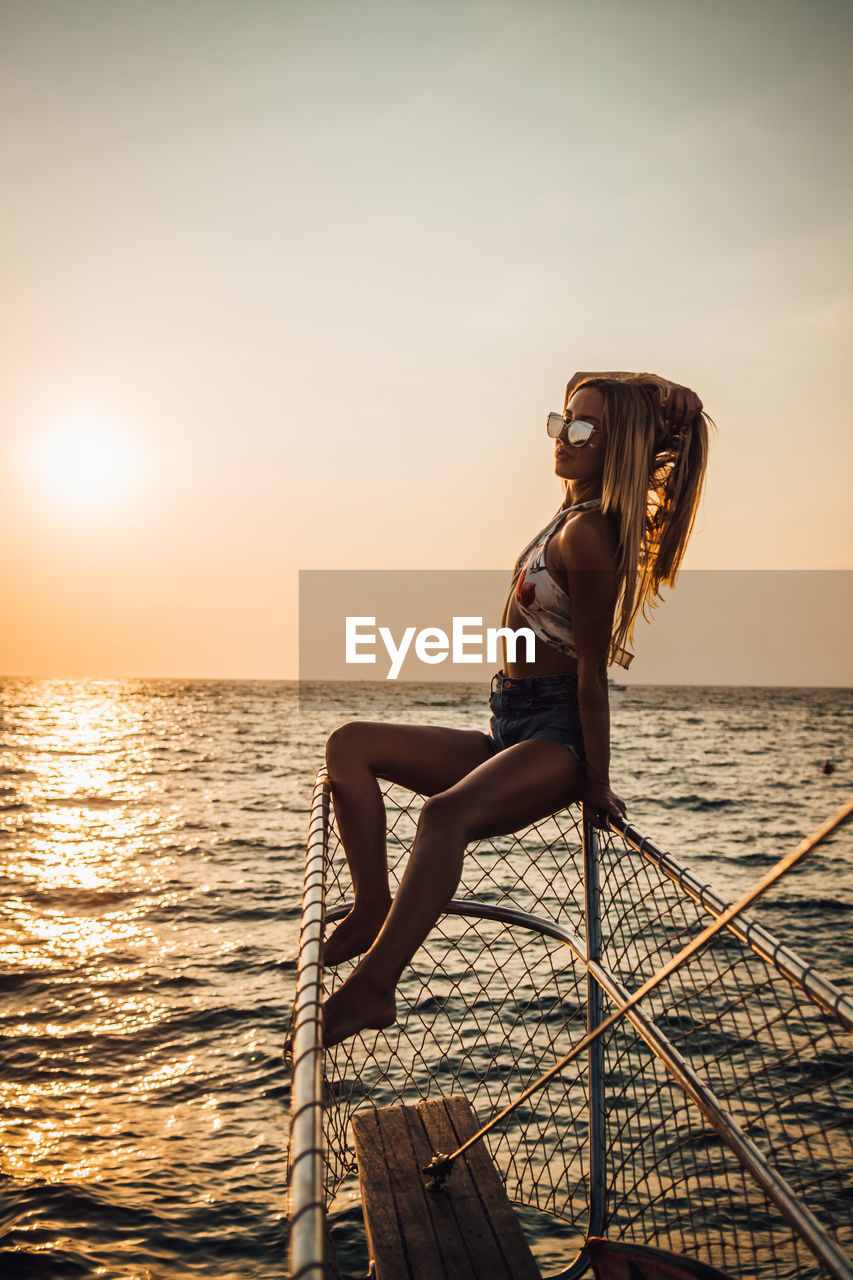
[423,793,853,1188]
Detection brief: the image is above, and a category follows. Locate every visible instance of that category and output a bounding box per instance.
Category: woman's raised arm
[565,370,703,425]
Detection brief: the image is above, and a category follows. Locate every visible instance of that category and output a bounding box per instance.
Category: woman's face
[554,386,606,484]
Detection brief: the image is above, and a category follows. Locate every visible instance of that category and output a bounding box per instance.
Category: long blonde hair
[576,377,711,661]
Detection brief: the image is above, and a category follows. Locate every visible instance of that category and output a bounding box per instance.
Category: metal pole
[584,816,607,1237]
[610,814,853,1032]
[587,959,853,1280]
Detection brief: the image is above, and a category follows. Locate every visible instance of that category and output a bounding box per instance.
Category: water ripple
[0,677,850,1276]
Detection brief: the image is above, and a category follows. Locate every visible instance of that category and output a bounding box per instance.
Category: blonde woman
[322,370,710,1047]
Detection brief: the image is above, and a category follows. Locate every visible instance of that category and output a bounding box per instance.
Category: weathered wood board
[351,1094,542,1280]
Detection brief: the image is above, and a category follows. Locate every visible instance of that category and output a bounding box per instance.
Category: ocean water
[0,677,850,1278]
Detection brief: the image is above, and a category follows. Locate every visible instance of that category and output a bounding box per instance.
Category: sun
[29,414,142,509]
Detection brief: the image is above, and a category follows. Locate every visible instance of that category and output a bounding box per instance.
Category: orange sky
[1,0,851,680]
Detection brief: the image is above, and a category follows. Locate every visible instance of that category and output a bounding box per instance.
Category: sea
[0,677,850,1279]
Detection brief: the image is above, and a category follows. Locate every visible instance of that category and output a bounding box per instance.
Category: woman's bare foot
[323,900,391,966]
[322,968,397,1048]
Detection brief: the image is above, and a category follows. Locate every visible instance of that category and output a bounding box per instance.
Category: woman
[321,370,709,1047]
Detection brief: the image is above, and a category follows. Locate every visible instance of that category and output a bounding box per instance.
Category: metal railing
[287,772,853,1280]
[286,772,328,1280]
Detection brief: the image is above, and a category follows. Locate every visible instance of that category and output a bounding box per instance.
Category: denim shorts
[488,672,586,763]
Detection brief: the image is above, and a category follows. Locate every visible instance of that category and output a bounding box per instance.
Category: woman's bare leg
[323,721,495,965]
[322,738,584,1046]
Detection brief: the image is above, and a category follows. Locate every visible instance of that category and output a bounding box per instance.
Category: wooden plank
[399,1104,479,1280]
[423,1096,541,1280]
[351,1108,411,1279]
[353,1097,542,1280]
[373,1104,449,1278]
[354,1103,452,1279]
[414,1097,517,1277]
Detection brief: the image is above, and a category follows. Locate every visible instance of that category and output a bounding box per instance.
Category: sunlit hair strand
[575,377,712,662]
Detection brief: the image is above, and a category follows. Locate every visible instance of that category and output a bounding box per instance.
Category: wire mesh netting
[322,787,595,1272]
[316,781,852,1280]
[593,829,853,1279]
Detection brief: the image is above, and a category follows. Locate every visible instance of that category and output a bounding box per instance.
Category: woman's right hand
[657,379,703,425]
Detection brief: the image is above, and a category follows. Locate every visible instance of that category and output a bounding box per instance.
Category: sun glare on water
[29,414,143,511]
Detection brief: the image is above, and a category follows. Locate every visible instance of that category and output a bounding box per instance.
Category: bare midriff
[499,591,579,679]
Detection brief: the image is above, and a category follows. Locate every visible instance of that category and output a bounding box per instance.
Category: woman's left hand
[583,781,627,830]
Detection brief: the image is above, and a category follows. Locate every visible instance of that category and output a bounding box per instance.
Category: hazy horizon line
[2,673,851,691]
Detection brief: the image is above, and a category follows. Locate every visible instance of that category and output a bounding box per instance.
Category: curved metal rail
[286,771,329,1280]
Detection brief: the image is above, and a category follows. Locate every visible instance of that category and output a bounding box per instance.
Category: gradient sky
[1,0,851,679]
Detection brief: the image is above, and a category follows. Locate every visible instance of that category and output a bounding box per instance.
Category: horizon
[3,674,851,690]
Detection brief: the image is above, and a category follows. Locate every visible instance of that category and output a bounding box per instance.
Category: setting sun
[28,415,142,510]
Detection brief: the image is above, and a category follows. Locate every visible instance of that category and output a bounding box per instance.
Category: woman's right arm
[565,371,702,424]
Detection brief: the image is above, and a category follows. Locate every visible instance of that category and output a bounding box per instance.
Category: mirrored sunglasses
[546,412,599,447]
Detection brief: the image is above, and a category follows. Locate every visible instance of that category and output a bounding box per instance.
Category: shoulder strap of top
[559,498,602,515]
[511,499,603,588]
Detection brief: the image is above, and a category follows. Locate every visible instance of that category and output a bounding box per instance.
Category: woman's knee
[325,721,371,776]
[418,791,470,840]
